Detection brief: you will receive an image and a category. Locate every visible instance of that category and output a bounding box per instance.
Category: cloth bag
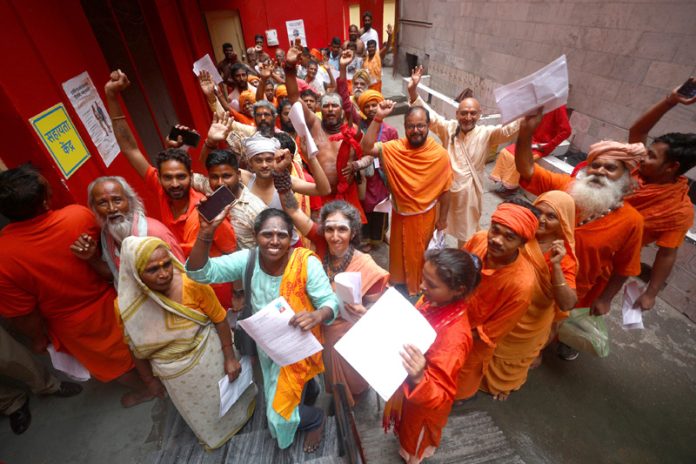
[426,229,446,251]
[558,307,609,357]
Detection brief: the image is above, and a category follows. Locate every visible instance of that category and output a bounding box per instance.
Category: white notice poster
[62,71,119,167]
[286,19,307,47]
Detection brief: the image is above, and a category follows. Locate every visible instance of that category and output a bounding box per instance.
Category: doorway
[205,10,247,65]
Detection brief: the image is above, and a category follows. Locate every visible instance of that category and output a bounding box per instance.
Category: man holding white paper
[408,66,520,246]
[187,208,338,453]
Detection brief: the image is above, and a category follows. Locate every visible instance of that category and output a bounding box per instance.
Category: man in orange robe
[455,202,537,400]
[624,83,696,310]
[360,102,453,295]
[0,166,133,383]
[516,112,644,317]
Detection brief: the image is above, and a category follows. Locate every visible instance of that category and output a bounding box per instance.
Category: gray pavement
[2,69,696,463]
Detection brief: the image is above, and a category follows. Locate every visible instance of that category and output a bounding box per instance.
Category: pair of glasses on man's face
[405,123,428,131]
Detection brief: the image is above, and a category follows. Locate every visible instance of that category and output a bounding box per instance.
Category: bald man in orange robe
[455,202,537,400]
[516,111,644,316]
[360,101,452,295]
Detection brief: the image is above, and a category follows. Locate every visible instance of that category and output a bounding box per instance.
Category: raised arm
[273,151,315,237]
[256,62,272,101]
[379,24,393,60]
[284,43,318,126]
[200,112,234,163]
[104,70,150,178]
[514,109,544,182]
[628,78,696,144]
[360,100,395,157]
[407,66,451,143]
[337,50,361,125]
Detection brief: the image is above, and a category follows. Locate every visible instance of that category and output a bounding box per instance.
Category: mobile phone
[676,78,696,99]
[198,185,236,222]
[168,126,201,148]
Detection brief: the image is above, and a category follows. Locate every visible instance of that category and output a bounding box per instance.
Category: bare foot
[303,414,325,453]
[120,389,155,408]
[493,392,510,402]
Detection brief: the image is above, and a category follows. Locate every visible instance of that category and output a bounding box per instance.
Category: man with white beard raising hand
[515,110,644,326]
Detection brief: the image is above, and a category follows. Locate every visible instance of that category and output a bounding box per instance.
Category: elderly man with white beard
[71,176,184,283]
[515,110,644,326]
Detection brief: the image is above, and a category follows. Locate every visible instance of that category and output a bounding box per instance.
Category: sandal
[9,399,31,435]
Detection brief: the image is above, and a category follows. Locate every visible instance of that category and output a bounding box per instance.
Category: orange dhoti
[490,148,540,189]
[389,207,437,295]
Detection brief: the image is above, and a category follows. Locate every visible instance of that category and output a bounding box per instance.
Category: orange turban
[239,90,256,110]
[275,85,288,99]
[310,48,323,62]
[352,69,370,84]
[357,89,384,112]
[248,75,260,84]
[586,140,645,171]
[491,203,539,241]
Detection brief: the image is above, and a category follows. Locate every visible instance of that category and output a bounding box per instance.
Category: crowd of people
[1,11,695,463]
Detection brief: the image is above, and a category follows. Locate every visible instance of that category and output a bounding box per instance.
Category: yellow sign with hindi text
[29,104,90,178]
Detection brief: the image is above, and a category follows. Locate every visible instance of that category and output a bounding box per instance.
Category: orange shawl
[345,250,390,295]
[381,137,452,214]
[272,248,325,419]
[625,174,694,235]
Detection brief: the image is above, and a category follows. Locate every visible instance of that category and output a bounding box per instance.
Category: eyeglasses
[405,123,428,131]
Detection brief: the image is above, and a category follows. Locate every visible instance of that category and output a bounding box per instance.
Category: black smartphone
[168,126,201,148]
[676,78,696,99]
[198,185,236,222]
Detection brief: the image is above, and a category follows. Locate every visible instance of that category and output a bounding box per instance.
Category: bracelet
[111,115,126,121]
[553,282,567,288]
[197,235,214,243]
[273,170,293,193]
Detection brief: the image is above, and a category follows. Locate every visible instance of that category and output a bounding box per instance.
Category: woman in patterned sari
[117,236,256,450]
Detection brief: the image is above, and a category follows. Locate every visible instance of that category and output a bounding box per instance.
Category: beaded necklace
[323,246,355,282]
[577,202,622,227]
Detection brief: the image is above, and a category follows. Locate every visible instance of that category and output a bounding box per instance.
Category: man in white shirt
[359,11,379,48]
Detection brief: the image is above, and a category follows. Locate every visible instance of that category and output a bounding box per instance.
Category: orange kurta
[625,174,694,248]
[322,251,390,407]
[456,231,535,400]
[520,165,643,306]
[0,205,133,382]
[380,137,453,295]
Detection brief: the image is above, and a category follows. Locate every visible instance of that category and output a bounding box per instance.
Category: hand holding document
[237,297,323,366]
[47,345,91,382]
[218,356,254,417]
[335,288,437,401]
[193,54,223,85]
[494,55,569,125]
[622,280,645,330]
[334,272,362,323]
[289,101,319,158]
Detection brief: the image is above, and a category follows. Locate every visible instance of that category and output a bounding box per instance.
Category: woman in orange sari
[481,190,577,399]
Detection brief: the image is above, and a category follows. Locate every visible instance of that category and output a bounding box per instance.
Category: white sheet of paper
[334,288,437,401]
[373,196,392,213]
[494,55,569,125]
[218,356,254,417]
[289,102,319,158]
[334,272,362,305]
[47,345,91,382]
[193,54,223,85]
[622,281,644,330]
[237,296,323,366]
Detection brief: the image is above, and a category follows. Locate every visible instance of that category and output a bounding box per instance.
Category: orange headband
[357,89,384,111]
[491,203,539,241]
[586,140,646,171]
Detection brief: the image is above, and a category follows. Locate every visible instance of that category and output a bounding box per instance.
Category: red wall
[200,0,354,52]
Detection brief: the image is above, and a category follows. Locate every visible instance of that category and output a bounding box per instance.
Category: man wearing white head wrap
[244,132,281,160]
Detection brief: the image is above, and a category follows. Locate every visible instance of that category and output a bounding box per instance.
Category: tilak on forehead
[324,219,351,228]
[321,93,342,107]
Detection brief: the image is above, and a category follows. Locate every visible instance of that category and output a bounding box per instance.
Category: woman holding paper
[116,236,256,450]
[383,248,481,463]
[274,196,390,407]
[187,208,339,453]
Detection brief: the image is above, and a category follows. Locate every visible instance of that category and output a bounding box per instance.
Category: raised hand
[549,239,566,265]
[196,202,232,238]
[70,233,98,261]
[339,49,354,69]
[105,69,130,96]
[521,107,544,133]
[386,24,394,37]
[207,112,234,143]
[375,100,396,120]
[285,42,303,66]
[408,65,423,92]
[274,148,292,172]
[667,77,696,106]
[166,124,197,149]
[258,61,272,79]
[198,70,216,97]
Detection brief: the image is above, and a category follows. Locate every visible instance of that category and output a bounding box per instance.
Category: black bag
[234,248,258,356]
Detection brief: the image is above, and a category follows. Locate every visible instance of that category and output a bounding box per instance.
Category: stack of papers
[237,297,323,366]
[289,102,319,158]
[193,54,223,85]
[218,356,254,417]
[494,55,569,125]
[334,272,363,323]
[622,280,645,330]
[47,345,90,382]
[335,288,437,401]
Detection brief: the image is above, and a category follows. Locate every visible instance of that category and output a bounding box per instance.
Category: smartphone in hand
[198,185,236,222]
[676,78,696,99]
[168,126,201,148]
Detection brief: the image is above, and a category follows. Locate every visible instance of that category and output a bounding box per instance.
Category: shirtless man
[342,24,365,56]
[284,43,366,222]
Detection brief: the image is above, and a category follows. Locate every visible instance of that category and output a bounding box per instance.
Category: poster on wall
[29,104,91,179]
[266,29,279,47]
[285,19,307,47]
[62,72,119,167]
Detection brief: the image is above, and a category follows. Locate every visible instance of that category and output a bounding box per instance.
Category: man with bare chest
[284,43,366,223]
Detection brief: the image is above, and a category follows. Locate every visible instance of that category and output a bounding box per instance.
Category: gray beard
[570,171,630,220]
[99,205,144,243]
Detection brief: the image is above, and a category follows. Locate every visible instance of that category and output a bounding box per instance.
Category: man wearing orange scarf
[455,201,537,399]
[360,101,453,295]
[516,111,645,318]
[624,83,696,311]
